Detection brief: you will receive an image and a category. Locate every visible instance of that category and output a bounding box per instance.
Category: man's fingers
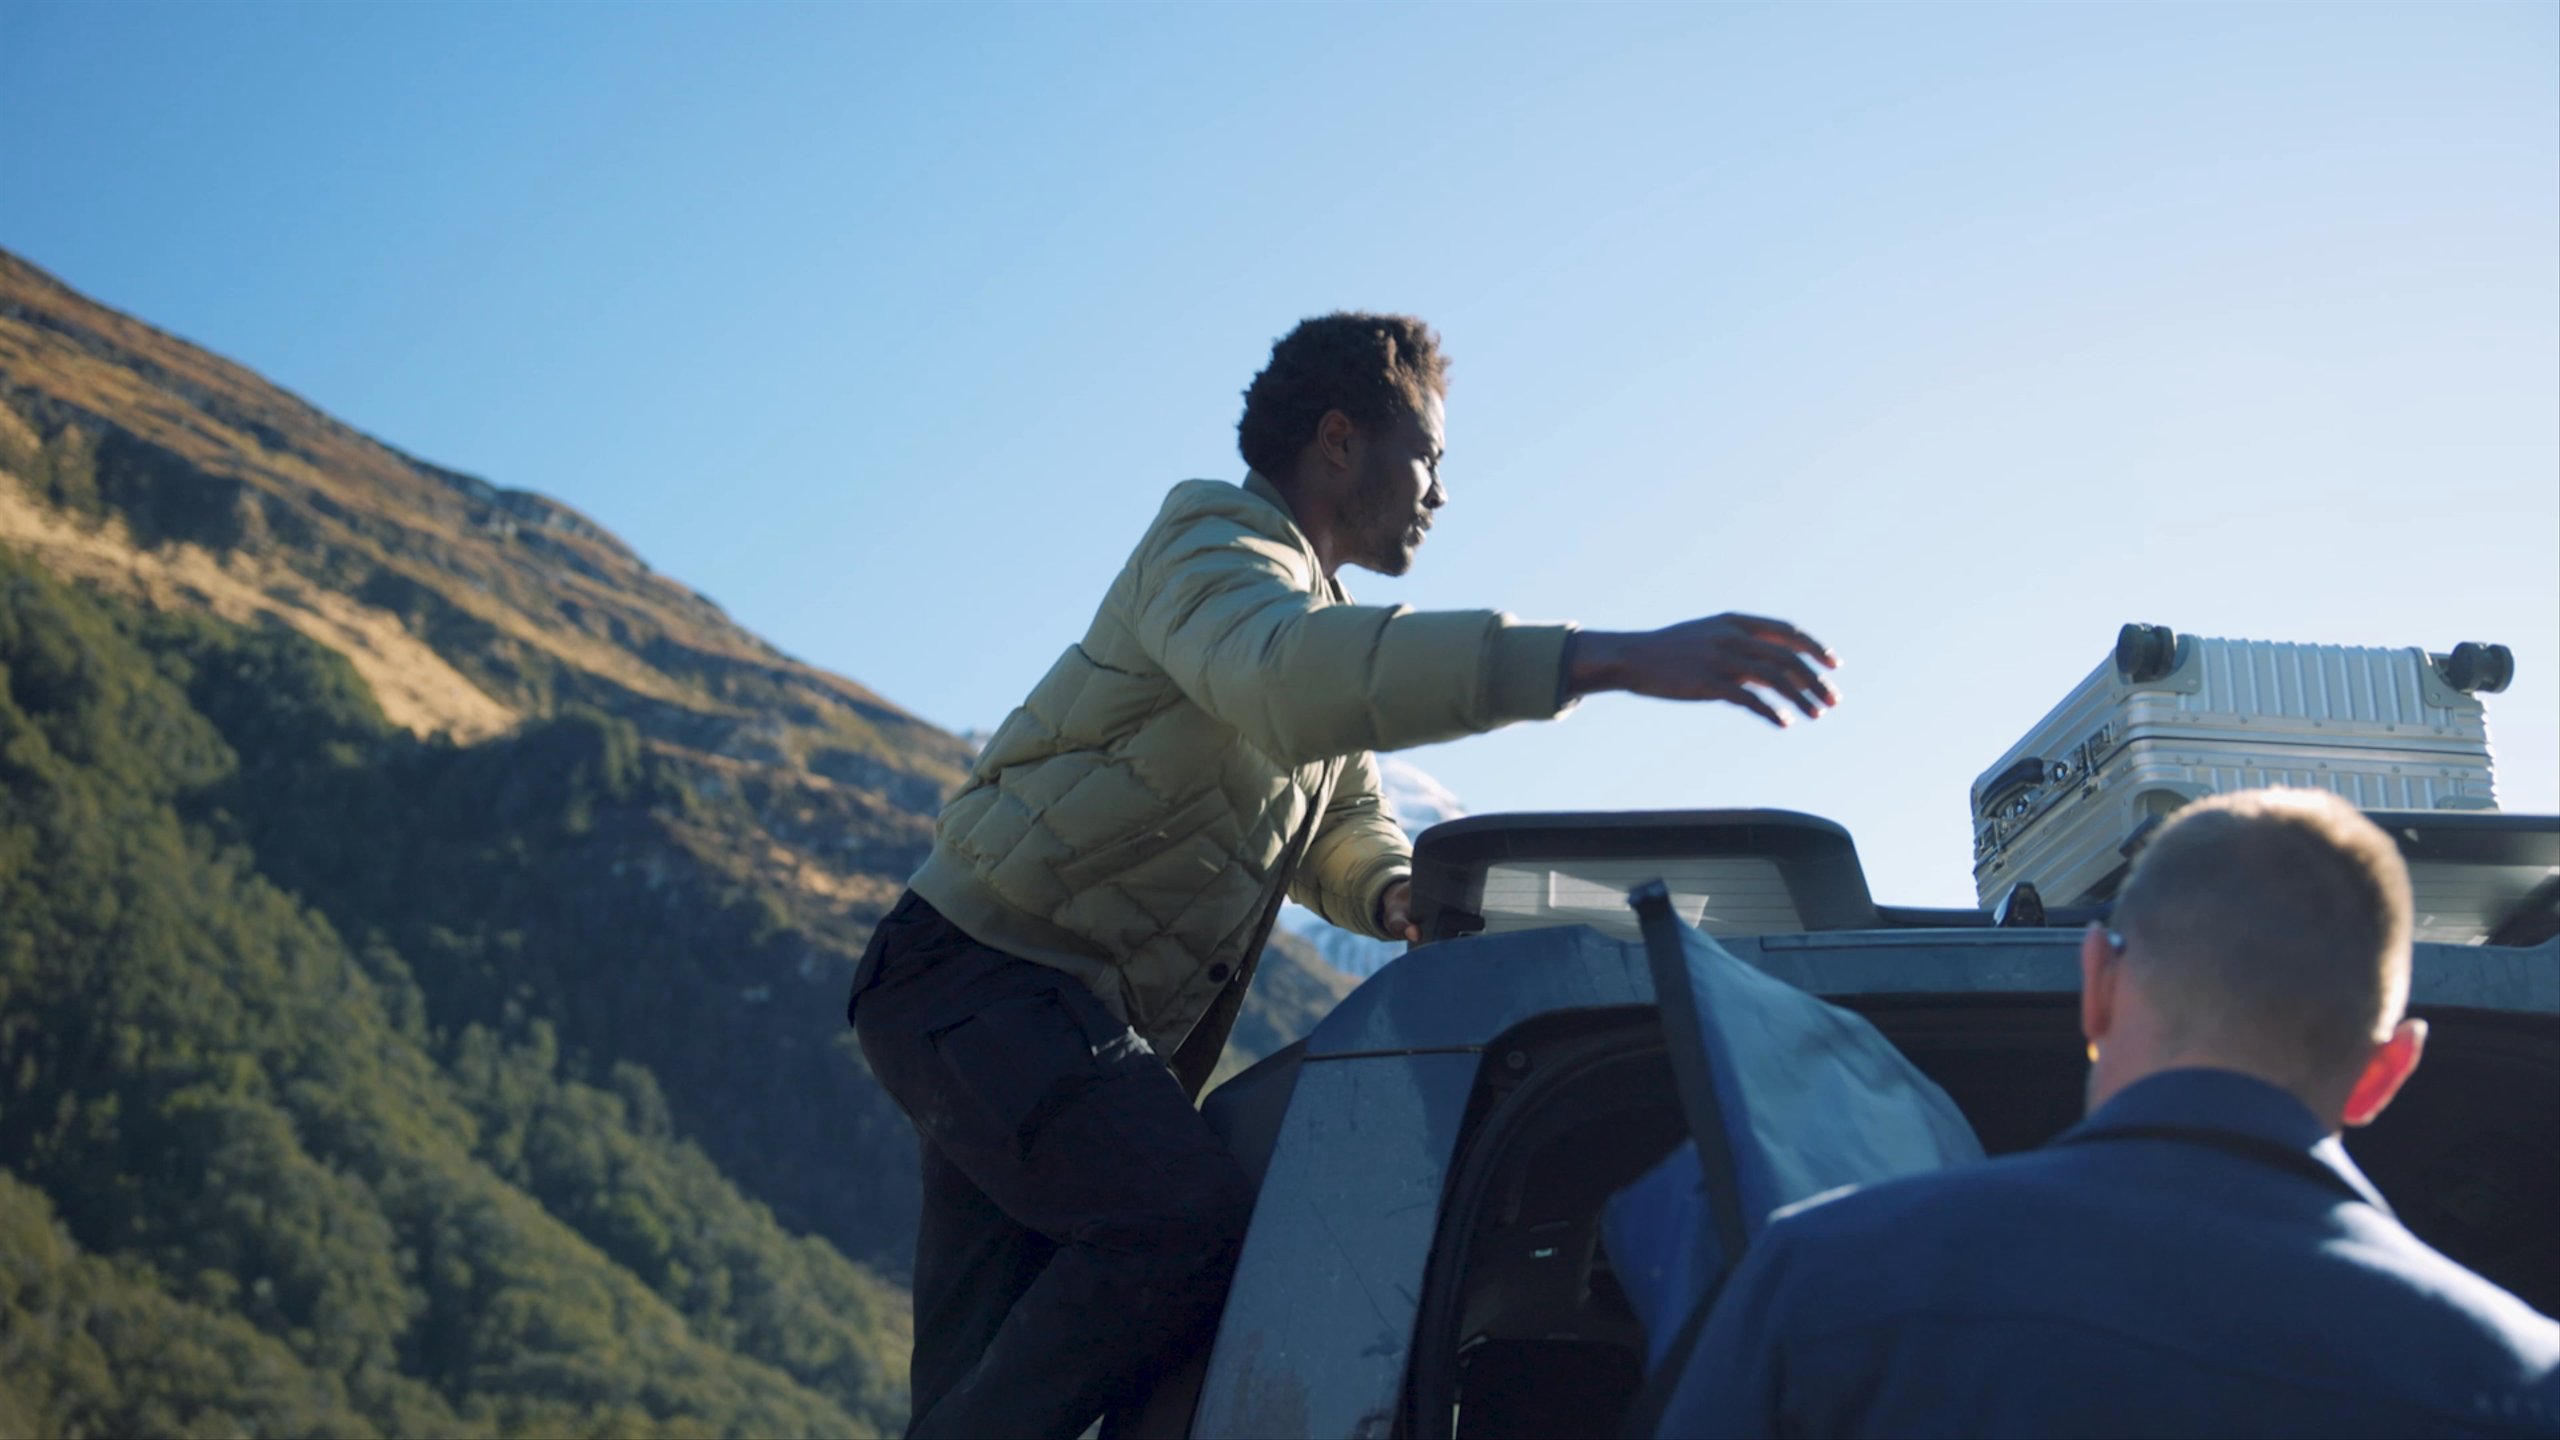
[1721,638,1835,715]
[1728,614,1838,669]
[1777,666,1837,717]
[1774,678,1831,720]
[1736,637,1834,704]
[1723,647,1830,719]
[1740,670,1828,720]
[1721,686,1790,728]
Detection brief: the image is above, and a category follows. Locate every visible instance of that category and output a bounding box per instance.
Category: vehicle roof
[1410,808,2560,948]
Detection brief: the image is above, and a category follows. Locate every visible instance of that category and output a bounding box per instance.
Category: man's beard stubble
[1344,476,1418,577]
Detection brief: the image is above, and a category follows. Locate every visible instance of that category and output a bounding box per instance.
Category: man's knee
[1167,1149,1257,1251]
[1190,1154,1256,1254]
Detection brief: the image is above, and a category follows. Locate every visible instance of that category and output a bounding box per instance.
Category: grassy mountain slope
[0,249,1360,1434]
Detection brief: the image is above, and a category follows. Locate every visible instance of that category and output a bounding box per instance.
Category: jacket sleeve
[1290,749,1413,938]
[1127,507,1577,766]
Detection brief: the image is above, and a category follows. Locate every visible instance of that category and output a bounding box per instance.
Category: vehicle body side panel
[1305,926,1651,1057]
[1195,926,2554,1437]
[1194,1051,1480,1440]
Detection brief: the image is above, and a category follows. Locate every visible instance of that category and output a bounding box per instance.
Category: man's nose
[1425,479,1449,509]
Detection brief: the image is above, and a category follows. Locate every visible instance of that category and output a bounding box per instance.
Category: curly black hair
[1237,313,1448,479]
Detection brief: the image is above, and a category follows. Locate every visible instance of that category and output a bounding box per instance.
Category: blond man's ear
[2079,922,2119,1057]
[2341,1018,2428,1129]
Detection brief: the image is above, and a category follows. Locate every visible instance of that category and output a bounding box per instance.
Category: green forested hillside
[0,548,912,1434]
[0,251,1368,1437]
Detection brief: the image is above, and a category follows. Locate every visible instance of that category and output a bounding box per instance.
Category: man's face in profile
[1344,390,1448,577]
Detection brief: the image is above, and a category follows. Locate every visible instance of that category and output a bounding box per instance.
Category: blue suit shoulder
[1739,1140,2098,1314]
[1710,1071,2560,1436]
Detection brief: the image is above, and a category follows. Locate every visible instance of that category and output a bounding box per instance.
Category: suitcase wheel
[2114,623,2181,684]
[2440,642,2515,695]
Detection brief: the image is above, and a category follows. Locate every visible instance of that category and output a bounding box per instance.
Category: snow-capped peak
[1377,755,1466,836]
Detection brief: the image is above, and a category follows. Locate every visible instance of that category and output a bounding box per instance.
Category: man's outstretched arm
[1126,510,1576,763]
[1131,508,1838,761]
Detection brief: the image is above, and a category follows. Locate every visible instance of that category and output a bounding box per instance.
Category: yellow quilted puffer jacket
[908,473,1576,1058]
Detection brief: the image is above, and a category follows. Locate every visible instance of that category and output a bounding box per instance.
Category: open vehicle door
[1610,882,1984,1434]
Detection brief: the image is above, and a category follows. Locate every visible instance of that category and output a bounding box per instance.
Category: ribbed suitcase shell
[1972,637,2499,908]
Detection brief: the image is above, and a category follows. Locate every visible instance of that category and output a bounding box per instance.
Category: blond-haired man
[1661,788,2560,1438]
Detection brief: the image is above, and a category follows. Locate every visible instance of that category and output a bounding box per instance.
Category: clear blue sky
[6,1,2554,905]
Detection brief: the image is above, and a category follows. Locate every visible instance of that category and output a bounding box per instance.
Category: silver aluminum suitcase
[1972,626,2513,910]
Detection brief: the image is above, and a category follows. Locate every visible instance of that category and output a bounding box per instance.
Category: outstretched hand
[1568,613,1840,726]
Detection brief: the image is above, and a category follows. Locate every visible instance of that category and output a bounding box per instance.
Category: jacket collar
[1240,471,1348,603]
[1242,469,1296,522]
[2065,1067,2390,1213]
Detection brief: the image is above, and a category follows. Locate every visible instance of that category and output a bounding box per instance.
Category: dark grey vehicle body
[1144,810,2560,1440]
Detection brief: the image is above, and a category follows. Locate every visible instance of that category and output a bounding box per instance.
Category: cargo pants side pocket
[927,989,1111,1156]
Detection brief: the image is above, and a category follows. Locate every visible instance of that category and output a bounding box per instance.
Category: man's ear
[1315,409,1358,473]
[2080,922,2117,1047]
[2341,1017,2427,1129]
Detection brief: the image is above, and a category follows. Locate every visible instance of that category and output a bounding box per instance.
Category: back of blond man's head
[2111,788,2415,1086]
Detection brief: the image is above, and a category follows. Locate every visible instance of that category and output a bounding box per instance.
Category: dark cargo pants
[848,892,1255,1440]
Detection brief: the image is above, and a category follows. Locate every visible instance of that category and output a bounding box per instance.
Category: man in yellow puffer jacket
[848,313,1839,1439]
